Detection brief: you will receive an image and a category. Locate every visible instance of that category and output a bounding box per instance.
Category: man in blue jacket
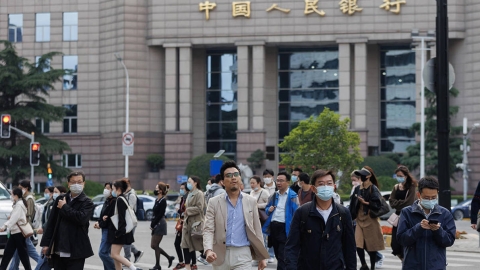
[397,176,456,270]
[262,171,299,270]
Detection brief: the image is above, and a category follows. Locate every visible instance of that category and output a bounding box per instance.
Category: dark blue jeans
[99,228,115,270]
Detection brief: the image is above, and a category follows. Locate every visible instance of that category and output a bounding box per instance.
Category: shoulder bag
[111,196,138,233]
[369,185,390,219]
[16,220,34,238]
[257,191,268,224]
[191,220,203,239]
[387,185,409,227]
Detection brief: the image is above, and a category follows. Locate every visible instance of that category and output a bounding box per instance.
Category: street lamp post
[114,53,130,178]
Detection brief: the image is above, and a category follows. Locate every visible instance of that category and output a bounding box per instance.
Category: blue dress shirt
[225,193,250,247]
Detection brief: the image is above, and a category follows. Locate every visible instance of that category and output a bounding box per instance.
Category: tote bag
[16,220,34,238]
[111,196,138,233]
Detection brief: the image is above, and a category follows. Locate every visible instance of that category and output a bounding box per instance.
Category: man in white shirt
[263,169,276,196]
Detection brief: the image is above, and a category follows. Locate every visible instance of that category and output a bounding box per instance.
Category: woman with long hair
[94,182,116,270]
[389,165,417,261]
[0,188,32,270]
[108,180,141,270]
[349,166,385,270]
[149,182,175,270]
[180,176,205,270]
[173,182,190,270]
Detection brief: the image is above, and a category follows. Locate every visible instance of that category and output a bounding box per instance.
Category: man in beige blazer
[204,160,269,270]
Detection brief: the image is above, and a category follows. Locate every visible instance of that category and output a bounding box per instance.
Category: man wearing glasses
[203,160,269,270]
[262,171,299,270]
[40,171,95,270]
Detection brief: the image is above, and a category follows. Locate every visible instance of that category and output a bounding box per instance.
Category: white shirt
[316,204,333,225]
[271,189,289,223]
[265,183,276,196]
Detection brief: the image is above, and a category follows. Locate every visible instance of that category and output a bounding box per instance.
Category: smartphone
[428,219,439,225]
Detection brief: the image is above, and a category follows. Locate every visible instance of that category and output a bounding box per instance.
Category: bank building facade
[2,0,479,191]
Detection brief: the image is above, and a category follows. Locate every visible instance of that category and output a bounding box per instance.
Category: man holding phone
[397,176,456,270]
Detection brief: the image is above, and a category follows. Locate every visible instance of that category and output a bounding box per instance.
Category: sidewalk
[449,232,480,253]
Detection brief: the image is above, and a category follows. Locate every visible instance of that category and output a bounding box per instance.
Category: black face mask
[154,190,159,196]
[360,175,368,182]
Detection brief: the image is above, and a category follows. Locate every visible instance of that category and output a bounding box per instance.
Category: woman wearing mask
[0,188,32,270]
[349,166,385,270]
[93,182,116,270]
[389,166,417,261]
[173,183,190,270]
[149,182,175,270]
[54,186,67,196]
[181,176,205,270]
[108,180,141,270]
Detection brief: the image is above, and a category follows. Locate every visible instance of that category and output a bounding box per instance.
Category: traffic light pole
[10,127,35,191]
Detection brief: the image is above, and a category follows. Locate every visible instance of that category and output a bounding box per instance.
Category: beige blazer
[203,193,269,266]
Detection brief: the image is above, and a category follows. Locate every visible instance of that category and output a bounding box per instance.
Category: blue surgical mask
[420,198,437,210]
[179,189,185,196]
[53,193,59,200]
[44,193,50,200]
[112,191,118,198]
[316,186,335,201]
[187,183,193,191]
[396,177,405,183]
[291,175,298,182]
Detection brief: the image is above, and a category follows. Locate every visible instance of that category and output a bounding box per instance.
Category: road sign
[177,175,188,184]
[122,132,134,156]
[423,57,456,93]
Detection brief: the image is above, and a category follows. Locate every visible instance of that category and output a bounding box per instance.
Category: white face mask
[264,178,273,185]
[70,183,84,194]
[21,189,26,195]
[103,189,111,197]
[10,196,15,202]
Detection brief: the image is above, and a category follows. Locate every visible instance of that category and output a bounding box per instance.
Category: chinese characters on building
[199,0,406,20]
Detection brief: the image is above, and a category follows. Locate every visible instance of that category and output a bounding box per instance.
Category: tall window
[63,104,77,133]
[63,154,82,168]
[63,56,78,90]
[8,14,23,43]
[36,13,50,42]
[278,49,339,141]
[380,47,416,152]
[63,12,78,41]
[206,52,238,160]
[35,119,50,134]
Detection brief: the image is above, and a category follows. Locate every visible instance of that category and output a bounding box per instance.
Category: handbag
[16,220,34,238]
[387,186,410,227]
[175,219,183,231]
[190,220,203,239]
[476,210,480,232]
[369,186,390,218]
[257,191,268,224]
[111,196,138,233]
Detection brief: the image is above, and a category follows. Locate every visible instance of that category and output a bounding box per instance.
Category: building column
[354,42,368,156]
[162,44,193,185]
[337,43,351,120]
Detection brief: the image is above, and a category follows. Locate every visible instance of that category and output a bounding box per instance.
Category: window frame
[8,14,23,43]
[63,104,78,134]
[35,13,50,42]
[63,12,78,41]
[63,154,82,168]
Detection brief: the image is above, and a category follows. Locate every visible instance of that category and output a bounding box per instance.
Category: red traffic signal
[30,142,41,166]
[0,114,11,138]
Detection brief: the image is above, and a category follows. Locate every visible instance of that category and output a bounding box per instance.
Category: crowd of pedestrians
[0,162,466,270]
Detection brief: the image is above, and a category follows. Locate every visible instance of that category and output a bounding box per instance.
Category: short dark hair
[263,169,274,176]
[212,174,222,184]
[12,188,28,207]
[277,171,291,181]
[55,186,67,194]
[104,182,112,189]
[67,171,86,182]
[250,175,262,184]
[418,176,439,194]
[190,175,203,191]
[293,168,303,173]
[19,180,31,191]
[310,169,336,185]
[220,160,241,180]
[180,182,190,191]
[46,186,55,193]
[113,179,128,194]
[298,172,310,183]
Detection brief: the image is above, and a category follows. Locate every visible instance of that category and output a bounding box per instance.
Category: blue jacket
[397,200,456,270]
[262,188,299,236]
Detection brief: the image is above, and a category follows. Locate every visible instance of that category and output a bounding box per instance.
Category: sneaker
[267,257,275,263]
[191,265,198,270]
[197,256,209,265]
[134,251,144,263]
[375,253,385,269]
[173,263,185,270]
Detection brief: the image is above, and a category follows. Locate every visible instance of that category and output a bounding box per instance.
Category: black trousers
[52,255,85,270]
[270,221,287,270]
[391,225,404,259]
[0,233,31,270]
[175,231,190,263]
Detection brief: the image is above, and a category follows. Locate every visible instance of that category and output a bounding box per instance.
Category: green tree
[279,108,363,179]
[247,149,265,171]
[401,87,463,179]
[184,154,229,188]
[0,41,72,185]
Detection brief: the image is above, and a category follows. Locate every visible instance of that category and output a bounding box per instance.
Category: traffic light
[1,114,11,138]
[30,142,41,166]
[47,163,53,179]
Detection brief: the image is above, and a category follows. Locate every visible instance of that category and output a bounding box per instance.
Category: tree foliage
[359,156,398,177]
[0,41,72,185]
[278,108,363,180]
[247,149,265,170]
[184,154,229,188]
[401,88,463,180]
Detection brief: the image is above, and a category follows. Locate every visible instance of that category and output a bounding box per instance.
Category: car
[0,182,13,249]
[451,198,472,220]
[138,195,156,221]
[35,197,48,205]
[91,194,107,206]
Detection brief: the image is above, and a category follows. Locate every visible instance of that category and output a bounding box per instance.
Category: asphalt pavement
[1,219,479,270]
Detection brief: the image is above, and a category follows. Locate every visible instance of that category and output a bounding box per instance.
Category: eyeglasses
[224,172,240,178]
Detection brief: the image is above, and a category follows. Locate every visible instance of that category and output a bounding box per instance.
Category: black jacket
[40,191,95,259]
[348,184,382,220]
[285,198,357,270]
[150,197,166,229]
[107,195,133,241]
[98,197,115,229]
